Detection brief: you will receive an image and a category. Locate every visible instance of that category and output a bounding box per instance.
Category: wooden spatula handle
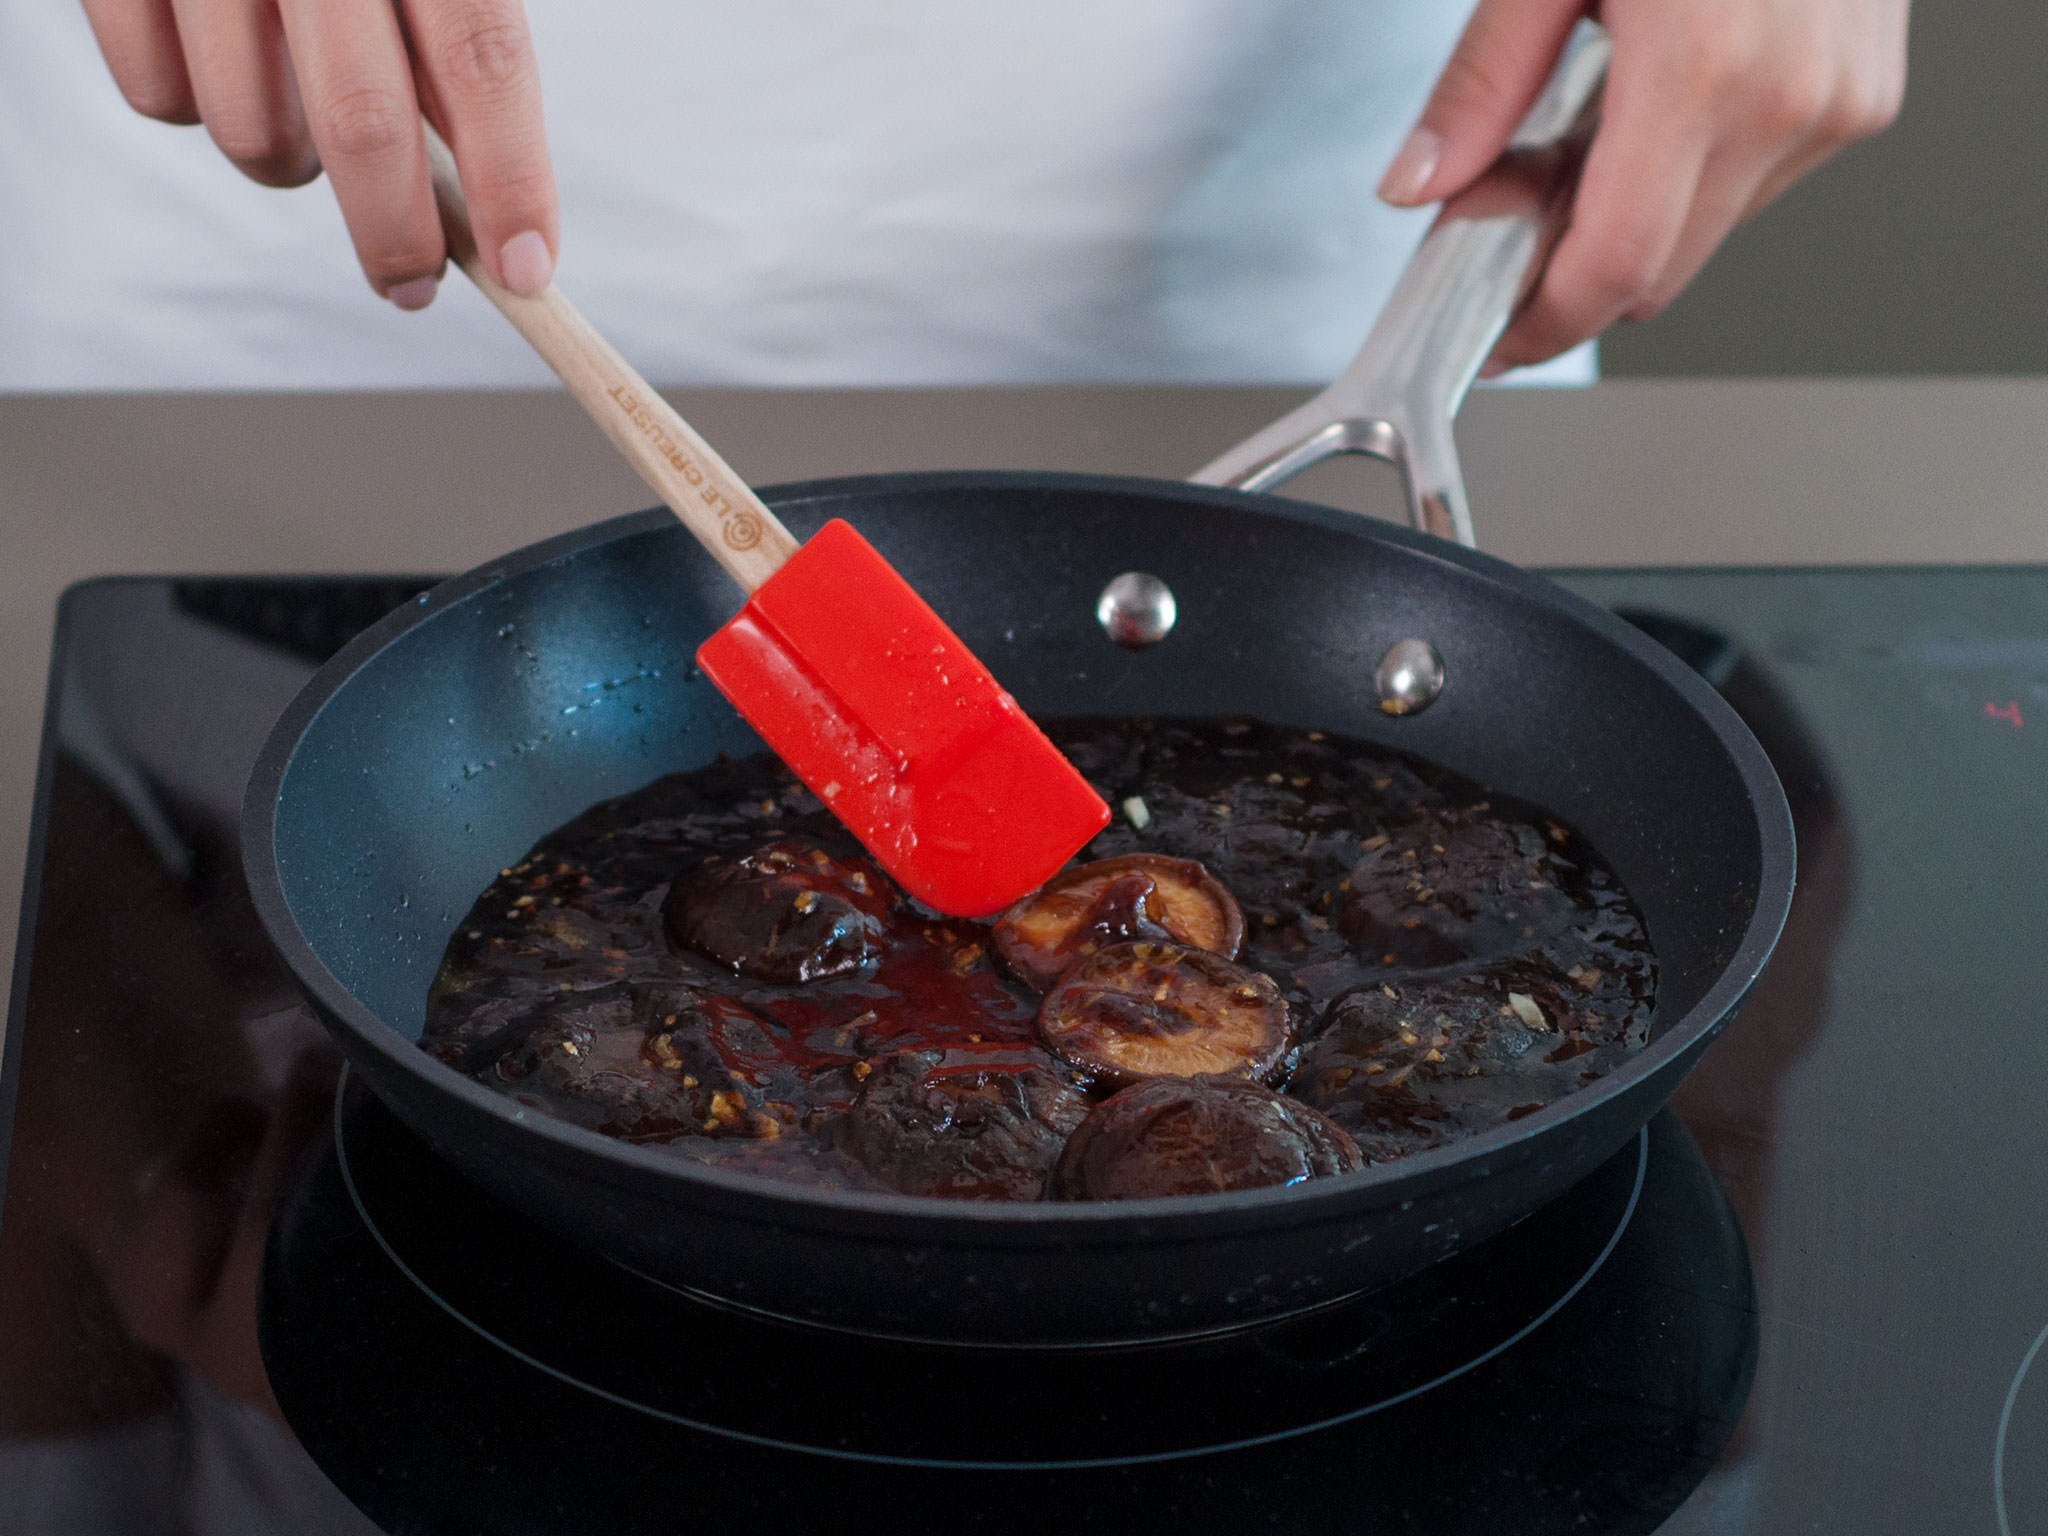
[421,123,799,592]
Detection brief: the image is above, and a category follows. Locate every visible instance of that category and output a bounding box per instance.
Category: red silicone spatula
[421,127,1108,916]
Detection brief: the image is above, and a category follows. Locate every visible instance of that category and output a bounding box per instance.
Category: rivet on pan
[1096,572,1177,649]
[1375,639,1444,716]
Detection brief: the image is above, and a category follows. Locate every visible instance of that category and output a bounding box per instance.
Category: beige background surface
[6,377,2048,1000]
[1602,2,2048,378]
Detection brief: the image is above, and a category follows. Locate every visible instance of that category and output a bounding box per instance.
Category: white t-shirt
[0,0,1590,390]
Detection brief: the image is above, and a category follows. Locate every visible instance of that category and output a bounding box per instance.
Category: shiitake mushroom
[1336,804,1582,968]
[1036,940,1291,1086]
[1289,960,1647,1162]
[994,853,1243,991]
[1051,1076,1362,1200]
[829,1046,1089,1200]
[665,840,894,983]
[491,982,792,1141]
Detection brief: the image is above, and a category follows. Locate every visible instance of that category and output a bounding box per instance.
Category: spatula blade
[696,519,1109,917]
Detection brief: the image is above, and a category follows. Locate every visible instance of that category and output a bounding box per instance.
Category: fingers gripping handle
[1189,22,1611,549]
[420,124,799,591]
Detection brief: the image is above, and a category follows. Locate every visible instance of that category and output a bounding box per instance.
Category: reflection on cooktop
[260,1076,1755,1533]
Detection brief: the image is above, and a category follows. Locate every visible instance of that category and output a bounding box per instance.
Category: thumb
[1379,0,1588,206]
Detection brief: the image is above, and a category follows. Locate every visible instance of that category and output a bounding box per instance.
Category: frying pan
[244,27,1793,1343]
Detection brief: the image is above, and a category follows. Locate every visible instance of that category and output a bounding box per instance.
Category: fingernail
[499,230,553,296]
[386,275,439,312]
[1477,359,1509,381]
[1378,127,1442,205]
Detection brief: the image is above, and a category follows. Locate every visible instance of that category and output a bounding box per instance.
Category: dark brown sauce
[422,718,1656,1198]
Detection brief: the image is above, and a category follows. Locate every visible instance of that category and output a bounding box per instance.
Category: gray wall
[1603,2,2048,377]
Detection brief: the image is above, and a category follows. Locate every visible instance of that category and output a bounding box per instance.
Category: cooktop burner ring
[1996,1316,2048,1536]
[327,1066,1649,1469]
[621,1265,1386,1352]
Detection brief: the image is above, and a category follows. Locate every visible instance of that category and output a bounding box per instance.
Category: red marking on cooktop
[1985,701,2024,728]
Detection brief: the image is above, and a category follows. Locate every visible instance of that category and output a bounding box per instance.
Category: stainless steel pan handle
[1190,22,1611,548]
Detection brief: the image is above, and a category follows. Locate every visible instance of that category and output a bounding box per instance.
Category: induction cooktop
[2,568,2044,1535]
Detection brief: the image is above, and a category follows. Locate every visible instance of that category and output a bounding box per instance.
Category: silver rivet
[1375,638,1444,715]
[1096,572,1177,648]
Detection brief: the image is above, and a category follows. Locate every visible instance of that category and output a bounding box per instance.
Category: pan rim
[242,470,1794,1239]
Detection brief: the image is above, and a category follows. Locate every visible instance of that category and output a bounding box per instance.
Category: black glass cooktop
[2,568,2045,1534]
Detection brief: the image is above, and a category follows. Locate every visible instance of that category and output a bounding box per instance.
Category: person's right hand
[81,0,558,309]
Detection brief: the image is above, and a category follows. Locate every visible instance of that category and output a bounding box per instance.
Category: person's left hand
[1378,0,1909,371]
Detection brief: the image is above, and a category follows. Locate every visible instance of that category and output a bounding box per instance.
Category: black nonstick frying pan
[243,28,1793,1343]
